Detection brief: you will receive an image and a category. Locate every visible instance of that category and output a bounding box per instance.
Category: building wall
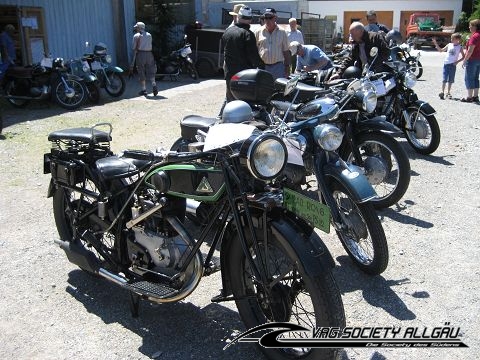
[0,0,135,66]
[307,0,462,34]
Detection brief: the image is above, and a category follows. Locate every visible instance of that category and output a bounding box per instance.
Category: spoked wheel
[4,80,29,108]
[104,72,126,97]
[404,108,441,155]
[329,179,389,275]
[227,221,345,359]
[342,132,411,209]
[406,57,423,79]
[53,78,86,110]
[52,179,116,269]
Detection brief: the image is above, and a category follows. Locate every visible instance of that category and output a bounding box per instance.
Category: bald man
[334,21,390,78]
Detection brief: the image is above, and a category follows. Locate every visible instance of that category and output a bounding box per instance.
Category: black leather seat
[95,156,150,180]
[48,128,112,143]
[180,115,218,142]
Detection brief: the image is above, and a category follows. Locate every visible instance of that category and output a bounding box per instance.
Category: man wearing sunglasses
[255,8,291,79]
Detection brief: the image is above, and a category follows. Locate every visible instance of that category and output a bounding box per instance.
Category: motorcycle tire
[226,219,345,360]
[86,82,101,104]
[341,132,411,209]
[52,184,116,270]
[4,80,29,108]
[53,78,86,110]
[104,72,126,97]
[404,107,441,155]
[406,57,423,79]
[328,178,389,275]
[186,63,199,80]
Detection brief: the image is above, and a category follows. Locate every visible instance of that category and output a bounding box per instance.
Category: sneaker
[438,92,444,100]
[446,93,452,99]
[138,89,147,96]
[152,85,158,96]
[473,96,479,102]
[461,97,473,103]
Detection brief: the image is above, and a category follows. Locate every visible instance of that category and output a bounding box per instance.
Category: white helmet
[221,100,253,123]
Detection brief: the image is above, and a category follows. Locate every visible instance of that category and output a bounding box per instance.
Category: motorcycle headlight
[404,72,417,89]
[313,124,344,151]
[105,55,112,63]
[362,89,377,113]
[246,134,287,181]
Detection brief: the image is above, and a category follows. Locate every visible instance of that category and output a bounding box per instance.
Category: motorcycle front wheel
[341,132,411,209]
[406,57,423,79]
[4,80,29,108]
[104,72,126,97]
[186,62,199,80]
[328,179,389,275]
[53,78,86,110]
[404,108,441,155]
[227,220,345,360]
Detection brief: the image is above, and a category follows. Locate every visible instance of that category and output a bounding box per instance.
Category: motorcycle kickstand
[129,292,141,318]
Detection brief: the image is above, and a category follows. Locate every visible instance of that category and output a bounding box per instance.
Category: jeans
[464,59,480,89]
[442,63,457,83]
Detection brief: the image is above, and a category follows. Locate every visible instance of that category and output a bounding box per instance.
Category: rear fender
[106,65,124,73]
[47,178,55,198]
[323,162,377,203]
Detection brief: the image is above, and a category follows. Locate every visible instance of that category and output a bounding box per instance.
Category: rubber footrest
[127,280,177,299]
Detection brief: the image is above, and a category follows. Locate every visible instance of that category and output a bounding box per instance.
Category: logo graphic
[196,176,213,193]
[224,322,468,350]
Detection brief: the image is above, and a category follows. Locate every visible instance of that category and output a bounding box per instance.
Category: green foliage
[469,0,480,20]
[144,2,176,58]
[457,12,470,32]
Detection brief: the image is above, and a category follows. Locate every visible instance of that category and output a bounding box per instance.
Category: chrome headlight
[404,72,417,89]
[362,89,377,113]
[105,55,112,63]
[246,134,287,180]
[313,124,344,151]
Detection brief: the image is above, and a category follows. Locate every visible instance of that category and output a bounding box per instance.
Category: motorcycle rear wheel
[104,72,126,97]
[328,179,389,275]
[53,78,86,110]
[341,132,411,209]
[404,108,441,155]
[227,221,345,360]
[4,80,29,108]
[53,182,116,269]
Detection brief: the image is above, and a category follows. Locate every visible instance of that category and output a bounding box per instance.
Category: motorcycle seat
[180,115,218,142]
[274,77,331,102]
[48,127,112,144]
[270,100,303,113]
[95,156,150,180]
[6,66,34,79]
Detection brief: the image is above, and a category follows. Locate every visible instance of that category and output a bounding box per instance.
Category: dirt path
[0,51,478,360]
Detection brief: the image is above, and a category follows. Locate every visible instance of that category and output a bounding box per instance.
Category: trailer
[185,28,225,78]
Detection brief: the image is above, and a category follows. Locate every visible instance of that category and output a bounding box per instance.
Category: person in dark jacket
[222,6,262,102]
[332,22,390,79]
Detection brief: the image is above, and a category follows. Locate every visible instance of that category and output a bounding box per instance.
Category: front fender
[357,116,402,135]
[84,74,97,83]
[323,162,377,203]
[410,100,436,116]
[106,65,124,73]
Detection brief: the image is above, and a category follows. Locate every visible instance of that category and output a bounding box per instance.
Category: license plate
[283,188,330,233]
[91,61,102,70]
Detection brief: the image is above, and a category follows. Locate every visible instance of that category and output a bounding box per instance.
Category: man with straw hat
[228,3,245,28]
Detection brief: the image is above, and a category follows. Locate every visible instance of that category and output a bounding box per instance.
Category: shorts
[135,51,156,81]
[442,63,456,83]
[464,59,480,90]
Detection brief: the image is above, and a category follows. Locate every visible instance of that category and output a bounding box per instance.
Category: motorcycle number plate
[283,188,330,233]
[91,61,102,70]
[372,79,387,96]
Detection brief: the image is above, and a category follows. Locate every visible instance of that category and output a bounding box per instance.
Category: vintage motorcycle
[172,70,390,275]
[66,57,100,104]
[44,122,345,359]
[83,42,126,98]
[1,56,86,110]
[369,60,440,155]
[156,36,198,81]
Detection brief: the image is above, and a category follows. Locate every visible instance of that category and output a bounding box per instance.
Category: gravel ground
[0,50,479,360]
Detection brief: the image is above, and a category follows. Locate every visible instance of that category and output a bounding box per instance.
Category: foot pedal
[126,280,177,299]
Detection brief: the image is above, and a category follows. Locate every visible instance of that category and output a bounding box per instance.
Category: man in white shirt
[287,18,304,73]
[131,21,157,96]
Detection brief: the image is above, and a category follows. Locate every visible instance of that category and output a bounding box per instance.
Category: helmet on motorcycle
[385,30,403,46]
[221,100,253,123]
[342,66,361,79]
[94,42,108,56]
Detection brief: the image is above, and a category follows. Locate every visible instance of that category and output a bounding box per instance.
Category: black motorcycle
[1,56,86,110]
[156,36,198,81]
[44,122,345,360]
[66,57,100,104]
